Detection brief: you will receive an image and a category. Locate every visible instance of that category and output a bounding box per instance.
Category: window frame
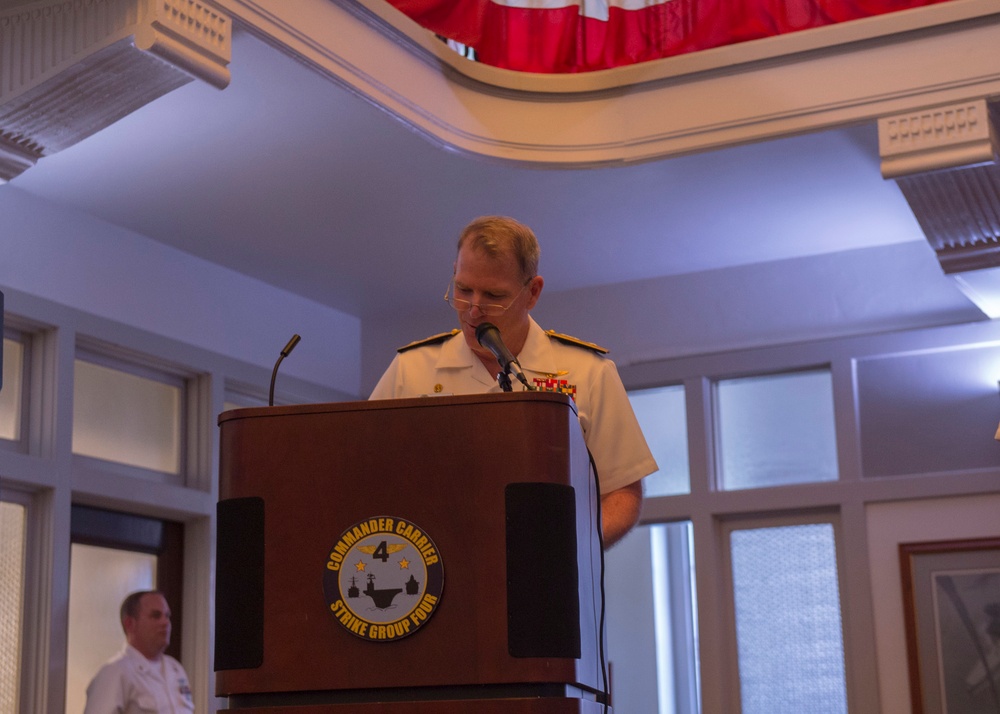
[625,352,872,714]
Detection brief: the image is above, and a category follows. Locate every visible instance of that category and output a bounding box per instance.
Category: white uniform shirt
[83,644,195,714]
[370,317,657,494]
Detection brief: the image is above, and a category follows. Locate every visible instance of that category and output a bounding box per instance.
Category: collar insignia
[397,330,460,353]
[544,330,608,354]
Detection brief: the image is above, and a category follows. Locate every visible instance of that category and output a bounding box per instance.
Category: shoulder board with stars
[544,330,609,354]
[397,329,461,353]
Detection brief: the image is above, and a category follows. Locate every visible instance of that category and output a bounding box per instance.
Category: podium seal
[323,516,444,641]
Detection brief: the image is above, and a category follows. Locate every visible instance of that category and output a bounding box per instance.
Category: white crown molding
[210,0,1000,166]
[0,0,232,180]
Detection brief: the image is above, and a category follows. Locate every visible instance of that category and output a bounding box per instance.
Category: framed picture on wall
[899,537,1000,714]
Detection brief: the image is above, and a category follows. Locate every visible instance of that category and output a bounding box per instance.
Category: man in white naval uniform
[370,216,657,546]
[84,590,195,714]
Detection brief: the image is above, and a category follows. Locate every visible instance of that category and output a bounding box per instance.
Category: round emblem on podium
[323,516,444,641]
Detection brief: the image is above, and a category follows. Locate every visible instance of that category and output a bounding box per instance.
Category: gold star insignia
[355,560,366,572]
[399,557,410,569]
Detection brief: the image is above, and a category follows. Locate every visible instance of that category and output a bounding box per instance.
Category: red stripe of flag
[386,0,956,72]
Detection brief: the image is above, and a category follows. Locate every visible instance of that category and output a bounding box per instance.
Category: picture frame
[899,537,1000,714]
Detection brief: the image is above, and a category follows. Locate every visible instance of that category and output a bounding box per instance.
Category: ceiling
[4,27,979,336]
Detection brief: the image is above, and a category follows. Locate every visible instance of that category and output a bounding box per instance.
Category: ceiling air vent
[880,100,1000,316]
[0,0,231,181]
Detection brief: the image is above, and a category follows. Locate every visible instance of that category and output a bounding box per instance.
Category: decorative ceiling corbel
[879,99,1000,316]
[0,0,231,181]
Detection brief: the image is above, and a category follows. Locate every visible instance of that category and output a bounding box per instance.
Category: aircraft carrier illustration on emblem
[354,573,406,610]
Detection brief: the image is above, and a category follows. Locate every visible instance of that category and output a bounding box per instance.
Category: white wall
[536,241,984,369]
[0,186,363,398]
[361,240,984,394]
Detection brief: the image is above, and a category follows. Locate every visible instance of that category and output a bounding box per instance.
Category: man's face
[126,593,171,660]
[452,244,542,361]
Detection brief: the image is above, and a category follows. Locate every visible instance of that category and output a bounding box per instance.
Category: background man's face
[126,593,172,659]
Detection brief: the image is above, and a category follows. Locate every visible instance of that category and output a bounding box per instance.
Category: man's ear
[526,275,544,309]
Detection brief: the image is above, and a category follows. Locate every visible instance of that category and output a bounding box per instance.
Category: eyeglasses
[444,280,529,316]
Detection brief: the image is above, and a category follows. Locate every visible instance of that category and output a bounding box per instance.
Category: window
[623,366,851,713]
[72,356,184,476]
[0,300,287,714]
[66,545,157,714]
[621,387,699,711]
[715,370,838,490]
[1,336,26,446]
[629,385,690,496]
[0,499,26,714]
[651,521,700,714]
[606,521,700,714]
[729,521,847,713]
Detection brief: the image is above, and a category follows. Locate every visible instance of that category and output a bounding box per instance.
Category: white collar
[124,643,163,671]
[434,317,559,383]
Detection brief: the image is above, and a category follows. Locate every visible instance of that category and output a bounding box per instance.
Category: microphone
[474,323,532,390]
[268,334,301,406]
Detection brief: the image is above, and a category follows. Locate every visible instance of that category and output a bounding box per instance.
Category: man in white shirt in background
[84,590,194,714]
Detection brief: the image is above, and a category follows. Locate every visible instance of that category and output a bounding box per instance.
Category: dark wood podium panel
[220,698,608,714]
[216,393,603,703]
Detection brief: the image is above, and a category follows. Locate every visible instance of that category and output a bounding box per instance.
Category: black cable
[588,448,610,714]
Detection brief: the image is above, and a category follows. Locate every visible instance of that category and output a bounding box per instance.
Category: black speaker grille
[505,483,581,658]
[215,497,265,671]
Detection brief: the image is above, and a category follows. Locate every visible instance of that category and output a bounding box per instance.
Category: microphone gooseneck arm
[269,334,301,406]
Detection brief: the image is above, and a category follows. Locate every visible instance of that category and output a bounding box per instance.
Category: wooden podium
[215,392,608,713]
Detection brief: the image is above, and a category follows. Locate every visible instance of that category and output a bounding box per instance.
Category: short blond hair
[457,216,540,283]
